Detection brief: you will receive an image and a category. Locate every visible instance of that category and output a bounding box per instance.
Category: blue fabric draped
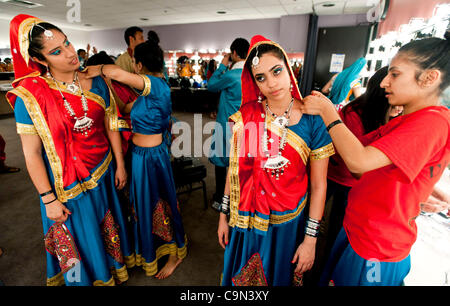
[319,228,411,286]
[129,143,187,275]
[40,158,134,286]
[329,57,366,105]
[221,197,306,286]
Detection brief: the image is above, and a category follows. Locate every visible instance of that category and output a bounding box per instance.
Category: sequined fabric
[232,253,268,286]
[101,210,124,264]
[152,199,174,242]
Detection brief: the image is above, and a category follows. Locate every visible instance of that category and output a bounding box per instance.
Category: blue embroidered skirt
[129,143,187,276]
[221,199,306,286]
[41,160,134,286]
[319,228,411,286]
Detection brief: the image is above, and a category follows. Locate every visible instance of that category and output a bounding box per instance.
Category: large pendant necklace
[50,71,94,136]
[262,97,294,180]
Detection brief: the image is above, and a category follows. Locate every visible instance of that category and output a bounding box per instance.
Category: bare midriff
[132,133,163,147]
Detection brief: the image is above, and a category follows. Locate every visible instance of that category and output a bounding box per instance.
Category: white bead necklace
[50,71,94,136]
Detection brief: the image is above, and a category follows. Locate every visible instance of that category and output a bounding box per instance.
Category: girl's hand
[300,90,335,116]
[115,166,127,190]
[45,199,72,223]
[217,213,229,249]
[83,64,103,79]
[291,238,316,274]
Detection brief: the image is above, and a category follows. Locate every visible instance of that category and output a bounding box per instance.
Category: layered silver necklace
[262,97,294,179]
[50,71,94,136]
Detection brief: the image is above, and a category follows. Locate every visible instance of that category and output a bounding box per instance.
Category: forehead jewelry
[252,46,260,67]
[30,23,54,41]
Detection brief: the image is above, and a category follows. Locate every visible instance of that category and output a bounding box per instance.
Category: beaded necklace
[50,71,94,136]
[262,97,294,179]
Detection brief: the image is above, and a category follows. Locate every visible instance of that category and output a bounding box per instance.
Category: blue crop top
[131,75,172,135]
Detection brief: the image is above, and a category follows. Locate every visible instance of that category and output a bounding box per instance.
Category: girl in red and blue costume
[217,35,334,286]
[301,35,450,286]
[7,14,134,286]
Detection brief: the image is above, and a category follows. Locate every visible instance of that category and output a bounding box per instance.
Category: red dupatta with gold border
[6,14,129,202]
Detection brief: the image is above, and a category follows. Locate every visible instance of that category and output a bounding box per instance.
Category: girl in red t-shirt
[312,66,403,284]
[301,35,450,286]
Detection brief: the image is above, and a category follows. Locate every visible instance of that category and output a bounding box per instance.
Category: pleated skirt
[129,143,187,276]
[42,160,134,286]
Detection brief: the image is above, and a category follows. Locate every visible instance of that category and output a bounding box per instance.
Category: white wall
[0,17,90,57]
[0,14,367,58]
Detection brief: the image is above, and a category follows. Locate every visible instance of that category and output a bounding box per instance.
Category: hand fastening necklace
[262,97,294,179]
[50,71,94,136]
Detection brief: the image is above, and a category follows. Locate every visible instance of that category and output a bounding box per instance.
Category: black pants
[213,165,227,203]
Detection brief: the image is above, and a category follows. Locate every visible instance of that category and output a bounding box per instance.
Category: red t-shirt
[327,105,373,187]
[344,106,450,262]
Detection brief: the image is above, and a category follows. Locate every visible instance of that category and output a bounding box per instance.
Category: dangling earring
[257,92,263,103]
[290,83,293,92]
[45,66,50,77]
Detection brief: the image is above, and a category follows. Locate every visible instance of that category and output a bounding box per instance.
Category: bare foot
[155,254,183,279]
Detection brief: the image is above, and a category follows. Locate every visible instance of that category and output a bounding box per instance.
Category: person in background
[206,59,216,81]
[3,58,14,72]
[147,30,169,80]
[176,56,193,78]
[207,37,249,212]
[115,26,145,73]
[0,133,20,173]
[321,57,366,111]
[301,34,450,286]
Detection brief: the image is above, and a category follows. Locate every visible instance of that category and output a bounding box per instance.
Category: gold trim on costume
[311,143,335,160]
[140,74,151,96]
[266,113,311,166]
[16,122,38,135]
[9,85,112,203]
[135,235,188,277]
[41,76,107,110]
[18,17,44,66]
[118,119,130,130]
[46,272,65,286]
[228,111,243,231]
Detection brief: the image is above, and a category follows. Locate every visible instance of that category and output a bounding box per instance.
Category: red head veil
[7,14,46,108]
[240,35,302,107]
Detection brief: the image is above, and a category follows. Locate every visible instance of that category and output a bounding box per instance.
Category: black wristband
[326,119,343,132]
[40,190,53,197]
[43,198,57,205]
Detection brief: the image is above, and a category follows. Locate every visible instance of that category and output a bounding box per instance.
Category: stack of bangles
[304,217,321,238]
[221,195,230,215]
[40,190,57,205]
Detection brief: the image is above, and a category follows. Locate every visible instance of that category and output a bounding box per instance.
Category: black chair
[171,156,208,209]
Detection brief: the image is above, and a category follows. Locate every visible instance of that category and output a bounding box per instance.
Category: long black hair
[28,22,64,62]
[341,66,390,134]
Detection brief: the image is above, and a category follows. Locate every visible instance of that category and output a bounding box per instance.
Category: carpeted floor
[0,110,226,286]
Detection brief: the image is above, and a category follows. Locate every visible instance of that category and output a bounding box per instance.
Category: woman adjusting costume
[85,41,187,279]
[218,35,334,286]
[7,14,133,286]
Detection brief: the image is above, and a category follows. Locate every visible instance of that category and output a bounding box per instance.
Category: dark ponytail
[398,33,450,93]
[133,40,164,73]
[28,22,64,61]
